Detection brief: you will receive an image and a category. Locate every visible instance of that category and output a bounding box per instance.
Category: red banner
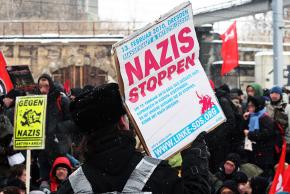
[0,51,13,94]
[63,79,70,95]
[269,141,287,194]
[220,21,239,76]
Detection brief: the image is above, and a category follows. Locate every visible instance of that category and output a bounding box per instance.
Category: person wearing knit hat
[56,83,211,194]
[216,180,239,194]
[232,171,250,194]
[69,88,82,101]
[250,176,269,194]
[2,89,25,124]
[215,153,241,182]
[243,96,276,178]
[269,86,283,106]
[267,85,290,160]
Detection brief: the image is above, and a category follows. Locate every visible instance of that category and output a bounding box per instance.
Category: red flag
[283,165,290,191]
[220,21,239,76]
[269,141,287,194]
[63,79,70,95]
[0,51,13,94]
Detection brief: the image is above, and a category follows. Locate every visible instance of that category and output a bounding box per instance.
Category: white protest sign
[113,2,226,159]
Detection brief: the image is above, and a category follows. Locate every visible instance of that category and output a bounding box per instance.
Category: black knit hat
[70,83,126,132]
[5,89,25,100]
[250,176,269,194]
[233,171,248,184]
[70,88,82,97]
[231,88,243,96]
[225,153,241,168]
[217,180,239,194]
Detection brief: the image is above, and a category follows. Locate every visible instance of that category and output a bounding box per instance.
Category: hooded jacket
[37,74,74,155]
[49,157,72,193]
[247,83,263,97]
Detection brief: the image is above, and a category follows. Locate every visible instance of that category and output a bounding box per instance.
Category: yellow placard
[13,95,47,150]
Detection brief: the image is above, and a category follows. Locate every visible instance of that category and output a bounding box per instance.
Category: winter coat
[2,106,15,125]
[266,100,290,144]
[56,130,210,194]
[206,89,239,172]
[214,166,239,183]
[247,114,276,168]
[49,157,72,193]
[0,113,14,167]
[44,89,73,156]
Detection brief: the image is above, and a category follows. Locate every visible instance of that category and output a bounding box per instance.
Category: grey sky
[98,0,230,22]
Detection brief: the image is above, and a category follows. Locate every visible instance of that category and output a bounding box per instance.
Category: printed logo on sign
[196,92,215,114]
[20,109,41,126]
[153,105,220,158]
[0,79,6,94]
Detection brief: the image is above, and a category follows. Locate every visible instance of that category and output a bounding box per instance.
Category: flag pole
[238,64,241,88]
[26,150,31,194]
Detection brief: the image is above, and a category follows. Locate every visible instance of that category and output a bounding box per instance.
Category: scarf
[248,108,266,132]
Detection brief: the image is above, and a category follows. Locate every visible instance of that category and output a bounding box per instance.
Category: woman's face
[18,169,26,183]
[247,102,256,113]
[247,87,255,97]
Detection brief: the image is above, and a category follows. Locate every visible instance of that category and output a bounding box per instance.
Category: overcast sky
[98,0,231,22]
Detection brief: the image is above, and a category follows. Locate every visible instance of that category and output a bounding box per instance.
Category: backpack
[56,95,63,113]
[273,105,288,153]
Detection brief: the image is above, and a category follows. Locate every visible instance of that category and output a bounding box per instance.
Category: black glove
[0,146,5,155]
[181,131,210,177]
[6,146,16,156]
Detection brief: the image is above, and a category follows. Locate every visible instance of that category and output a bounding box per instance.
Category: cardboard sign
[113,2,226,159]
[7,65,36,92]
[14,95,47,150]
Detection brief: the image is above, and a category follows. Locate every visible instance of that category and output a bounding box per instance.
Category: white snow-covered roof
[210,40,290,47]
[255,51,290,56]
[212,60,255,65]
[0,35,124,44]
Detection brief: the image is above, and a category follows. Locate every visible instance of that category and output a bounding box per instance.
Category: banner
[113,2,226,159]
[0,51,13,94]
[14,95,47,150]
[220,21,239,76]
[7,65,36,93]
[269,141,290,193]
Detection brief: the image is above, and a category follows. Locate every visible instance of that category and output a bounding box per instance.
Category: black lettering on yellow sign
[18,99,43,107]
[17,129,40,137]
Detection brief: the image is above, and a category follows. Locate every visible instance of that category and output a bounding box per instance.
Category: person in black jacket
[56,83,210,194]
[206,84,239,173]
[243,96,276,178]
[36,74,75,186]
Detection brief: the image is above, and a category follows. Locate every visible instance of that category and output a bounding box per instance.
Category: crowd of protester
[0,73,290,193]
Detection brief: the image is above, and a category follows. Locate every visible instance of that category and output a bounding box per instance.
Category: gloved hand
[181,131,210,177]
[39,180,51,194]
[42,188,51,194]
[6,146,16,156]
